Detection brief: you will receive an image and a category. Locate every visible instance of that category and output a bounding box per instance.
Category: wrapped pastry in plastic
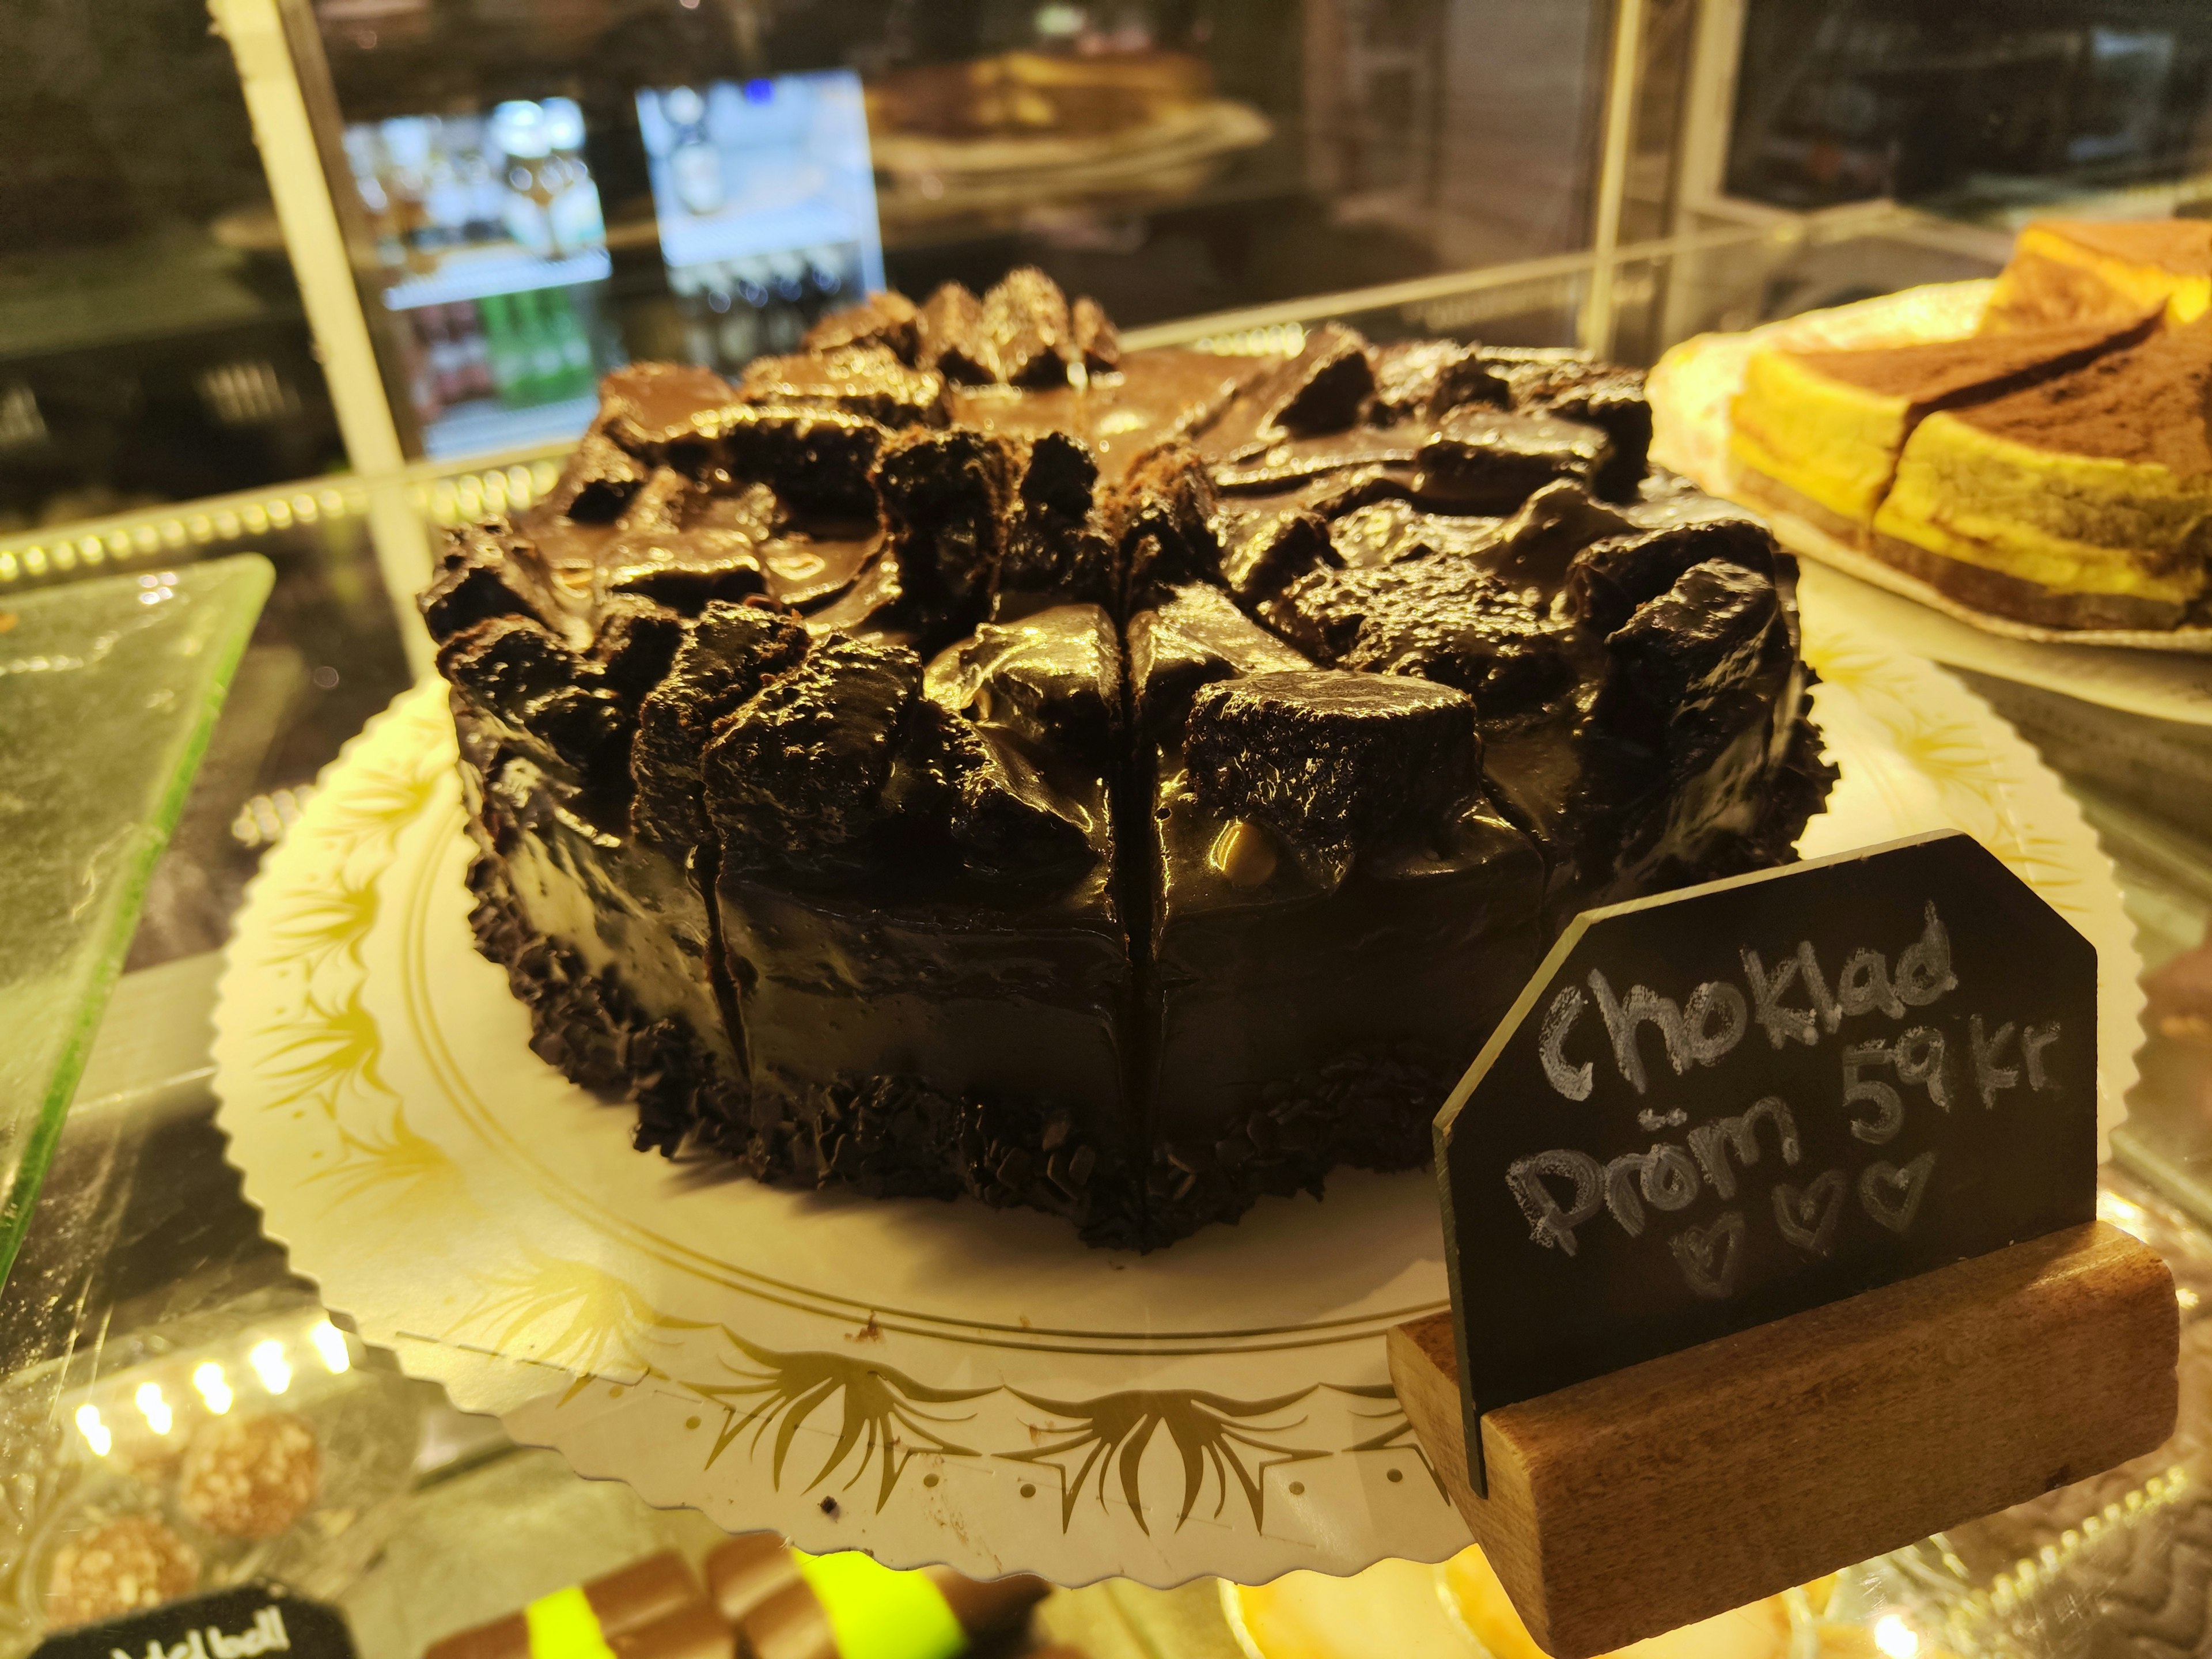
[0,1296,422,1656]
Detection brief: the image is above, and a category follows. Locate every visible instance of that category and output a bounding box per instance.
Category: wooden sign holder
[1389,1221,2178,1659]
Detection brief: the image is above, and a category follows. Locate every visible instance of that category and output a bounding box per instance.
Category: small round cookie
[176,1413,321,1539]
[46,1515,200,1628]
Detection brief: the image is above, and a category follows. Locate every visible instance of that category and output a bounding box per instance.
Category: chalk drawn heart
[1859,1150,1938,1235]
[1670,1210,1746,1300]
[1772,1169,1847,1256]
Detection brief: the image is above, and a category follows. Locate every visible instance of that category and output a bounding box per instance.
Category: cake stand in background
[210,602,2143,1587]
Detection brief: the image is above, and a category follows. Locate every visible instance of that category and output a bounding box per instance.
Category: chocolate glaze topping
[424,266,1834,1248]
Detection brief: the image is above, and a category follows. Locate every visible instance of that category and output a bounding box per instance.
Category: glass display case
[6,3,2212,1657]
[0,3,346,532]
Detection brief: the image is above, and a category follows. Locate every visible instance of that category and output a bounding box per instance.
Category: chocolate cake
[421,270,1833,1249]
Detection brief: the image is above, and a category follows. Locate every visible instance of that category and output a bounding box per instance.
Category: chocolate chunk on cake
[424,279,1832,1247]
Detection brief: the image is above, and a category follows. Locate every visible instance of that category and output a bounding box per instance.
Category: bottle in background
[491,101,558,259]
[343,125,406,272]
[451,302,494,401]
[380,116,435,273]
[425,303,468,409]
[421,122,473,255]
[520,289,567,403]
[806,249,848,321]
[404,307,440,426]
[714,275,761,371]
[547,288,596,398]
[663,86,725,217]
[541,97,607,256]
[679,284,719,370]
[480,293,532,407]
[761,253,806,353]
[458,118,506,248]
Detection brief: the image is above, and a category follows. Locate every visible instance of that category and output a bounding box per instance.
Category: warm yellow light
[134,1382,173,1435]
[1874,1614,1921,1658]
[193,1361,234,1415]
[74,1404,112,1457]
[248,1339,291,1395]
[309,1321,351,1374]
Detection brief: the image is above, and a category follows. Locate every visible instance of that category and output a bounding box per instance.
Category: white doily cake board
[211,617,2143,1588]
[1647,278,2212,728]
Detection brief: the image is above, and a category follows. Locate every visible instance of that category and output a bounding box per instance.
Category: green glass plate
[0,554,272,1286]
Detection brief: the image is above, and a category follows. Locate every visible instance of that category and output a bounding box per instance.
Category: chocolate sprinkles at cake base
[420,270,1834,1249]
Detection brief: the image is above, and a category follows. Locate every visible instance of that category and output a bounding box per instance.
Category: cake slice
[1982,218,2212,334]
[1728,315,2157,543]
[1872,316,2212,630]
[708,605,1145,1238]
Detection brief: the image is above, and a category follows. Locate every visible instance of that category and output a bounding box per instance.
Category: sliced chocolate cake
[422,270,1834,1248]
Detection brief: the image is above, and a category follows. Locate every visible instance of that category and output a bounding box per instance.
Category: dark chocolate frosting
[424,266,1834,1248]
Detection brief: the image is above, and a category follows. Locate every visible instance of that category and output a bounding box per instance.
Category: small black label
[33,1586,356,1659]
[1435,831,2097,1493]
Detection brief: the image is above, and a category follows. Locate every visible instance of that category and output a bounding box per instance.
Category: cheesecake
[1727,314,2158,544]
[1874,316,2212,629]
[1982,218,2212,334]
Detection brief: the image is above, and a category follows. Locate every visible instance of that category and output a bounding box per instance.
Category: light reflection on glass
[1873,1613,1920,1658]
[134,1382,173,1435]
[74,1404,112,1456]
[194,1361,234,1415]
[309,1321,351,1374]
[248,1339,292,1395]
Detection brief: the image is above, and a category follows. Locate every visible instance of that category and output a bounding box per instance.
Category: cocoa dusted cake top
[1952,313,2212,476]
[1782,313,2158,406]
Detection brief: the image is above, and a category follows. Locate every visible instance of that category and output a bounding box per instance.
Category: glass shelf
[0,555,271,1285]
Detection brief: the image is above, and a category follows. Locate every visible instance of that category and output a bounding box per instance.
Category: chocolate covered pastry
[424,268,1832,1248]
[423,1543,1044,1659]
[706,1535,1046,1659]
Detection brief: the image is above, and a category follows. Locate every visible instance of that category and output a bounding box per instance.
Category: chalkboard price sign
[1435,830,2097,1493]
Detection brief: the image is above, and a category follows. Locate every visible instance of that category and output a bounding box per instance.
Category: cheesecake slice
[1982,218,2212,334]
[1872,316,2212,630]
[1728,315,2157,543]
